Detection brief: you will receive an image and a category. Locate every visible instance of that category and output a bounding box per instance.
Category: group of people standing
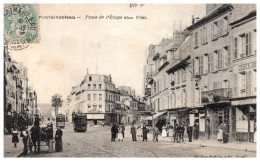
[111,123,125,142]
[11,117,63,155]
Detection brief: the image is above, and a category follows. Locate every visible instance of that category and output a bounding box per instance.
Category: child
[12,128,19,148]
[117,126,124,141]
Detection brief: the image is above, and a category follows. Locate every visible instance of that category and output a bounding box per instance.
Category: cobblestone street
[19,123,256,158]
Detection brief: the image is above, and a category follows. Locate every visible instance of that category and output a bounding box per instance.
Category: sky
[9,4,205,104]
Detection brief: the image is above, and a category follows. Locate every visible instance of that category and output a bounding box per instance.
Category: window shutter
[208,53,211,72]
[219,49,223,70]
[246,71,252,96]
[205,27,208,43]
[214,51,218,71]
[227,46,231,68]
[233,74,238,97]
[211,24,214,40]
[201,56,204,74]
[200,29,203,44]
[192,59,195,77]
[211,52,215,72]
[234,37,238,59]
[248,32,252,56]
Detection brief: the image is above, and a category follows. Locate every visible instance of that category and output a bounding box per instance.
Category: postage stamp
[4,4,39,46]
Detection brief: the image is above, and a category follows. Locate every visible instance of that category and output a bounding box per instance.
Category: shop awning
[143,111,167,121]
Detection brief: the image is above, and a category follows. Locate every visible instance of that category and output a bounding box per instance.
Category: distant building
[68,74,120,125]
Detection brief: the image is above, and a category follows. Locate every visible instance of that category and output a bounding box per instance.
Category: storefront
[205,103,231,140]
[230,97,256,142]
[87,113,105,125]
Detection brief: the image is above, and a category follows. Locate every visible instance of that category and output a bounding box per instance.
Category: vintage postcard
[3,3,257,158]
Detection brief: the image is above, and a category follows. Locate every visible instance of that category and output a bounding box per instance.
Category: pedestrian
[173,124,178,143]
[28,133,33,154]
[111,123,118,142]
[142,123,148,142]
[12,128,19,148]
[47,124,54,151]
[187,125,193,142]
[162,125,167,138]
[55,127,63,152]
[180,124,185,142]
[193,123,199,140]
[217,124,223,143]
[30,126,37,154]
[223,123,228,143]
[130,123,137,141]
[121,124,125,138]
[153,126,159,142]
[137,125,142,140]
[21,127,29,155]
[35,125,41,153]
[117,126,124,141]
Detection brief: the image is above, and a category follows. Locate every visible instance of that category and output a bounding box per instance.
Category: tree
[51,94,63,116]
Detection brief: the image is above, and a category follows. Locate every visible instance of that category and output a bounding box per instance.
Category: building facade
[4,46,37,133]
[143,4,256,142]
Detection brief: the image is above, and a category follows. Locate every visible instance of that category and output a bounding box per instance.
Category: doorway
[93,120,97,125]
[206,119,210,139]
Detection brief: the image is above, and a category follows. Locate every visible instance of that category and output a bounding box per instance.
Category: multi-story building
[4,46,37,133]
[229,10,256,142]
[185,4,256,141]
[68,73,120,125]
[143,4,256,142]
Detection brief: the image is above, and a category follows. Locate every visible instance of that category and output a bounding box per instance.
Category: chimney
[192,15,195,25]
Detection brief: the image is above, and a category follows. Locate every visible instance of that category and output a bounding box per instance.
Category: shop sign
[238,61,256,71]
[87,114,104,119]
[232,98,256,105]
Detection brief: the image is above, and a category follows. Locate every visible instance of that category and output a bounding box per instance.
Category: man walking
[142,123,148,142]
[173,124,178,143]
[30,126,37,154]
[187,125,193,142]
[111,123,118,142]
[130,124,137,141]
[47,124,54,151]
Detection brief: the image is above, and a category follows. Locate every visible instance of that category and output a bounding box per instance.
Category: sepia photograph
[2,2,257,158]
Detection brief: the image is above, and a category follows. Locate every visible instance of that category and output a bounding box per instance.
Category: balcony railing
[201,88,232,104]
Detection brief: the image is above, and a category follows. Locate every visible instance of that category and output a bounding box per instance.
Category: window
[89,76,92,81]
[99,94,102,100]
[93,94,97,101]
[93,84,96,89]
[240,32,252,58]
[223,46,231,68]
[99,105,102,110]
[88,105,91,109]
[201,27,208,44]
[240,72,246,96]
[88,94,91,100]
[177,70,180,84]
[93,105,97,111]
[246,71,252,96]
[192,59,195,77]
[195,31,199,47]
[213,50,218,72]
[88,84,91,89]
[223,16,228,34]
[199,56,204,75]
[99,84,102,89]
[217,49,223,70]
[211,21,218,40]
[234,37,238,59]
[181,68,186,82]
[233,74,238,97]
[204,54,208,73]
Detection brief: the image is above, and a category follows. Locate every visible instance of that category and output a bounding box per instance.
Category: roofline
[230,10,256,26]
[186,4,233,31]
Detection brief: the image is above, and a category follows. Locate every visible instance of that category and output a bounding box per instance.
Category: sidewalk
[156,135,256,152]
[4,135,23,157]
